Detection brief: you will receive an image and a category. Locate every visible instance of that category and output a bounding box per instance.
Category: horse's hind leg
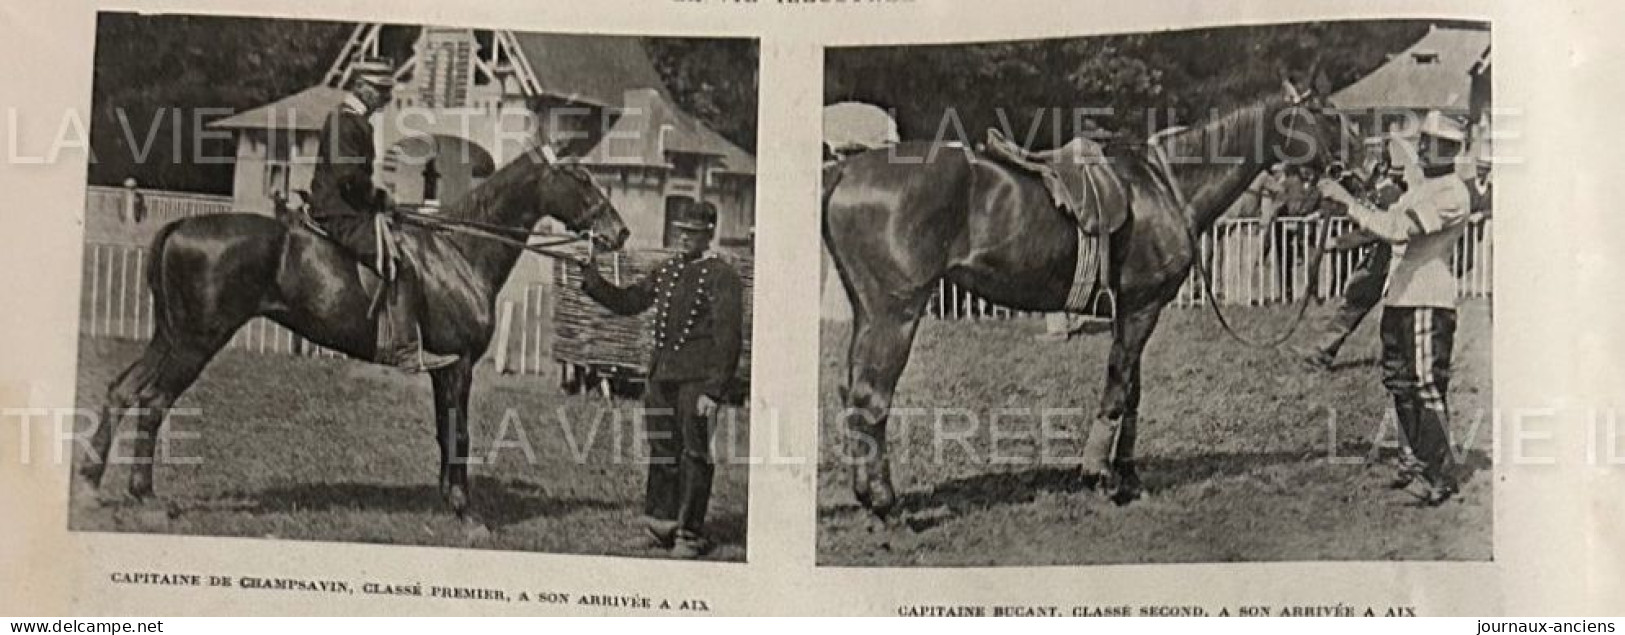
[80,358,148,490]
[80,335,172,491]
[842,295,929,520]
[121,340,221,500]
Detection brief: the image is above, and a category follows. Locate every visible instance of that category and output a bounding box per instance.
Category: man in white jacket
[1315,111,1474,505]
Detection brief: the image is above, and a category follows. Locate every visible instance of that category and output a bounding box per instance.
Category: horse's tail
[145,220,183,344]
[821,161,845,205]
[820,159,847,237]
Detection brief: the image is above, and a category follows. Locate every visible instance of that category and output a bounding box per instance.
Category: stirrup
[1074,287,1116,333]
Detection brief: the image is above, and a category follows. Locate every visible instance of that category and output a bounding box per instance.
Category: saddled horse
[78,148,629,521]
[822,82,1352,520]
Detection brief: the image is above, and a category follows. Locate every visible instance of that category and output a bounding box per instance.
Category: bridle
[391,157,612,264]
[1150,94,1345,349]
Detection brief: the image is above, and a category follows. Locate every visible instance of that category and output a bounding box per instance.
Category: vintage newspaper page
[1,0,1621,616]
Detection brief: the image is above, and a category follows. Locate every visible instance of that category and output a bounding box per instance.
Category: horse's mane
[435,148,544,223]
[1154,93,1286,161]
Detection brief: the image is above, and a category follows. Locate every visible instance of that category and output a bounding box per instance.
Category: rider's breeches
[318,213,380,268]
[1379,306,1458,482]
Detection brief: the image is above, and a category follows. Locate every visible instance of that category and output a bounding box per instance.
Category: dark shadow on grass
[214,476,622,530]
[1327,356,1382,372]
[705,508,749,551]
[1332,441,1493,483]
[818,450,1315,526]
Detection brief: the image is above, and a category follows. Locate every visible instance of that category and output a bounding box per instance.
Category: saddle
[983,129,1129,322]
[984,129,1129,234]
[275,190,401,319]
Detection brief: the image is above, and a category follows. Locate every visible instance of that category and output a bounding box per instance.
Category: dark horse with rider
[76,59,631,527]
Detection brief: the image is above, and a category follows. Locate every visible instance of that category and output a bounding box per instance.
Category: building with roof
[209,25,756,252]
[1328,24,1491,139]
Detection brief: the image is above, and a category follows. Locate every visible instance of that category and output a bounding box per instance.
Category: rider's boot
[377,268,460,372]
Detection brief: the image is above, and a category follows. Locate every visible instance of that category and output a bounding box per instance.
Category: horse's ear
[1303,54,1323,89]
[1281,78,1304,104]
[1311,70,1333,101]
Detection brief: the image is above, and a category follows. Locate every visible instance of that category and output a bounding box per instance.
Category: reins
[391,206,594,264]
[1148,103,1335,349]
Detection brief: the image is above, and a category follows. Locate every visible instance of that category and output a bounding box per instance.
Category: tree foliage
[825,20,1481,148]
[646,37,760,154]
[86,16,758,193]
[88,13,348,192]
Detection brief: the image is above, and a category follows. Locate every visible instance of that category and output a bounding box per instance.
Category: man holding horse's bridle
[309,58,457,372]
[578,201,744,558]
[1315,110,1474,506]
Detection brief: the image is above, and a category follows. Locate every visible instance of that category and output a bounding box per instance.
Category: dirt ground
[817,301,1492,566]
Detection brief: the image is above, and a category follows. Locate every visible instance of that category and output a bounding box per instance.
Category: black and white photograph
[67,13,759,561]
[819,20,1493,566]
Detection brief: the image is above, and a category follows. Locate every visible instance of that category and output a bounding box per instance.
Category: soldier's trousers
[642,380,715,535]
[1313,243,1393,358]
[1379,306,1458,484]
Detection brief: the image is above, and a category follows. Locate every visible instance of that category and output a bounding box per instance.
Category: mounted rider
[309,58,458,372]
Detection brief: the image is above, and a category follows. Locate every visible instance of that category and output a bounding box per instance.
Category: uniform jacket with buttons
[582,253,744,398]
[310,98,382,222]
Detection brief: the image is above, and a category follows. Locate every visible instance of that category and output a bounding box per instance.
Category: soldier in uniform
[1316,111,1474,505]
[309,58,457,372]
[579,200,744,558]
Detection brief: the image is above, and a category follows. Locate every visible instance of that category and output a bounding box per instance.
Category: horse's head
[1273,72,1350,168]
[1273,71,1369,212]
[536,156,629,252]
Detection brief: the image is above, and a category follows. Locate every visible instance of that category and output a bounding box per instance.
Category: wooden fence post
[493,300,515,374]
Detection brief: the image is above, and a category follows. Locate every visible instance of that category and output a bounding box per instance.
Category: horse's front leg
[431,360,475,519]
[1081,302,1163,504]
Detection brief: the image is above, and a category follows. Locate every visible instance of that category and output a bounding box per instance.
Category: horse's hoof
[70,475,103,506]
[1079,467,1112,490]
[463,522,492,542]
[853,487,872,511]
[870,490,896,518]
[1109,486,1142,506]
[77,465,108,490]
[446,486,471,516]
[129,500,180,528]
[1109,462,1143,506]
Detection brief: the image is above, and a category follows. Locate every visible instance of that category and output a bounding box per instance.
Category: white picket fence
[929,216,1492,320]
[80,186,1492,369]
[84,185,235,246]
